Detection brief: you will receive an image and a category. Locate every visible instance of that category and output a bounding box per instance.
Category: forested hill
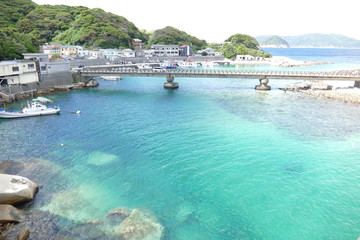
[149,26,206,51]
[0,0,148,60]
[0,0,37,27]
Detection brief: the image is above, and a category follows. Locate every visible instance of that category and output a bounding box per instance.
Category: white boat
[101,76,121,81]
[0,101,60,119]
[137,64,152,70]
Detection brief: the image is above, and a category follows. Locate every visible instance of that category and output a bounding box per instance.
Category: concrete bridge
[80,68,360,90]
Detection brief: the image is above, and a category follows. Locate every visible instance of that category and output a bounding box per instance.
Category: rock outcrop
[85,79,99,87]
[0,205,23,224]
[0,174,38,205]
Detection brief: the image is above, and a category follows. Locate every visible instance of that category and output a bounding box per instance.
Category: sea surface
[1,48,360,239]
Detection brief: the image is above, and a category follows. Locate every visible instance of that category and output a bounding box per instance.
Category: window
[28,64,35,69]
[41,66,46,71]
[12,67,19,72]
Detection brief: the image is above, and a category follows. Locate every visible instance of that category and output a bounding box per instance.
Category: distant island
[257,34,360,48]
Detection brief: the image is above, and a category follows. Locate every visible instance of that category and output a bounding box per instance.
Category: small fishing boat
[0,101,60,119]
[100,76,121,81]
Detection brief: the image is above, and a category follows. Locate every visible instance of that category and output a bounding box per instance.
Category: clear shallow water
[1,49,360,239]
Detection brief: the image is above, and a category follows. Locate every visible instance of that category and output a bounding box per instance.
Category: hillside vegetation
[148,26,207,51]
[220,34,271,59]
[0,0,37,27]
[0,0,270,60]
[17,5,148,49]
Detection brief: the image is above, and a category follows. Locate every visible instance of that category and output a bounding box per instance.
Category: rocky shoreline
[0,158,164,240]
[280,69,360,104]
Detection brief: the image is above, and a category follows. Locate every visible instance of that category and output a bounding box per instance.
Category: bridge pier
[354,81,360,88]
[164,75,179,89]
[255,77,271,90]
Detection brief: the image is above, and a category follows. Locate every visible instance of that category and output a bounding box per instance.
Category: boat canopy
[32,97,53,103]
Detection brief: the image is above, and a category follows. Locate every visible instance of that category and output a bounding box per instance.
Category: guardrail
[80,68,360,81]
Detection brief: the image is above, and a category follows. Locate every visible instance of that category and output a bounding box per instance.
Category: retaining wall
[0,71,79,103]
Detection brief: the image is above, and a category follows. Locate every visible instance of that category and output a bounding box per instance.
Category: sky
[32,0,360,43]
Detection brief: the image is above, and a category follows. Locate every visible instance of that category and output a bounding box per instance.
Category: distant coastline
[261,46,360,49]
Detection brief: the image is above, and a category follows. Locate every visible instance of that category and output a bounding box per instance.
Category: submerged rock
[58,221,110,240]
[87,151,119,166]
[2,210,60,240]
[115,208,163,240]
[0,174,38,205]
[105,207,131,225]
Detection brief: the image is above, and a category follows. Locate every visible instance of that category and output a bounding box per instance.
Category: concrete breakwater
[0,71,98,105]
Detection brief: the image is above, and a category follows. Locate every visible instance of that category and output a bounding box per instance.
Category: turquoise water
[1,49,360,239]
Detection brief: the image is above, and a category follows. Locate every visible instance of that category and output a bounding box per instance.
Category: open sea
[1,48,360,239]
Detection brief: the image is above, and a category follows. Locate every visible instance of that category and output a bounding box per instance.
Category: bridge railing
[81,68,360,78]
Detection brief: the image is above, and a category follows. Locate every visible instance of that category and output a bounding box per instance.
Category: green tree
[0,28,38,60]
[220,33,271,59]
[149,26,207,51]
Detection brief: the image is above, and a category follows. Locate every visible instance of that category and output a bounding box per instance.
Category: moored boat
[0,101,60,119]
[100,76,121,81]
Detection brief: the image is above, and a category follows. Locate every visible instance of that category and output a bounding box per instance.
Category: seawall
[0,71,85,104]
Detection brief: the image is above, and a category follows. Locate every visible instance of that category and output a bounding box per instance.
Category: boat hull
[0,109,60,119]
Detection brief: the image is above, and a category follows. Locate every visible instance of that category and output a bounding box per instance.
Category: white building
[23,53,70,74]
[78,50,90,58]
[150,45,179,57]
[235,55,255,61]
[103,49,121,60]
[0,60,39,85]
[121,49,135,58]
[61,45,84,59]
[143,50,154,58]
[88,50,105,59]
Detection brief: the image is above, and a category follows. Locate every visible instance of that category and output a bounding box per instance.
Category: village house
[131,39,144,50]
[103,49,121,60]
[121,49,135,58]
[23,53,70,75]
[88,50,105,59]
[78,50,90,58]
[235,55,255,61]
[150,45,179,57]
[143,50,154,58]
[61,45,84,59]
[179,45,193,56]
[41,43,63,59]
[0,60,39,86]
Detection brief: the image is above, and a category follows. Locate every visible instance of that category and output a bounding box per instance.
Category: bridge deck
[80,68,360,81]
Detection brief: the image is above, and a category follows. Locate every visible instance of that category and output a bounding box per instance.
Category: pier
[80,68,360,90]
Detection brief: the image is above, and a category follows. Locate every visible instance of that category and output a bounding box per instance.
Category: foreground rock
[0,205,23,224]
[0,174,38,205]
[85,79,99,87]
